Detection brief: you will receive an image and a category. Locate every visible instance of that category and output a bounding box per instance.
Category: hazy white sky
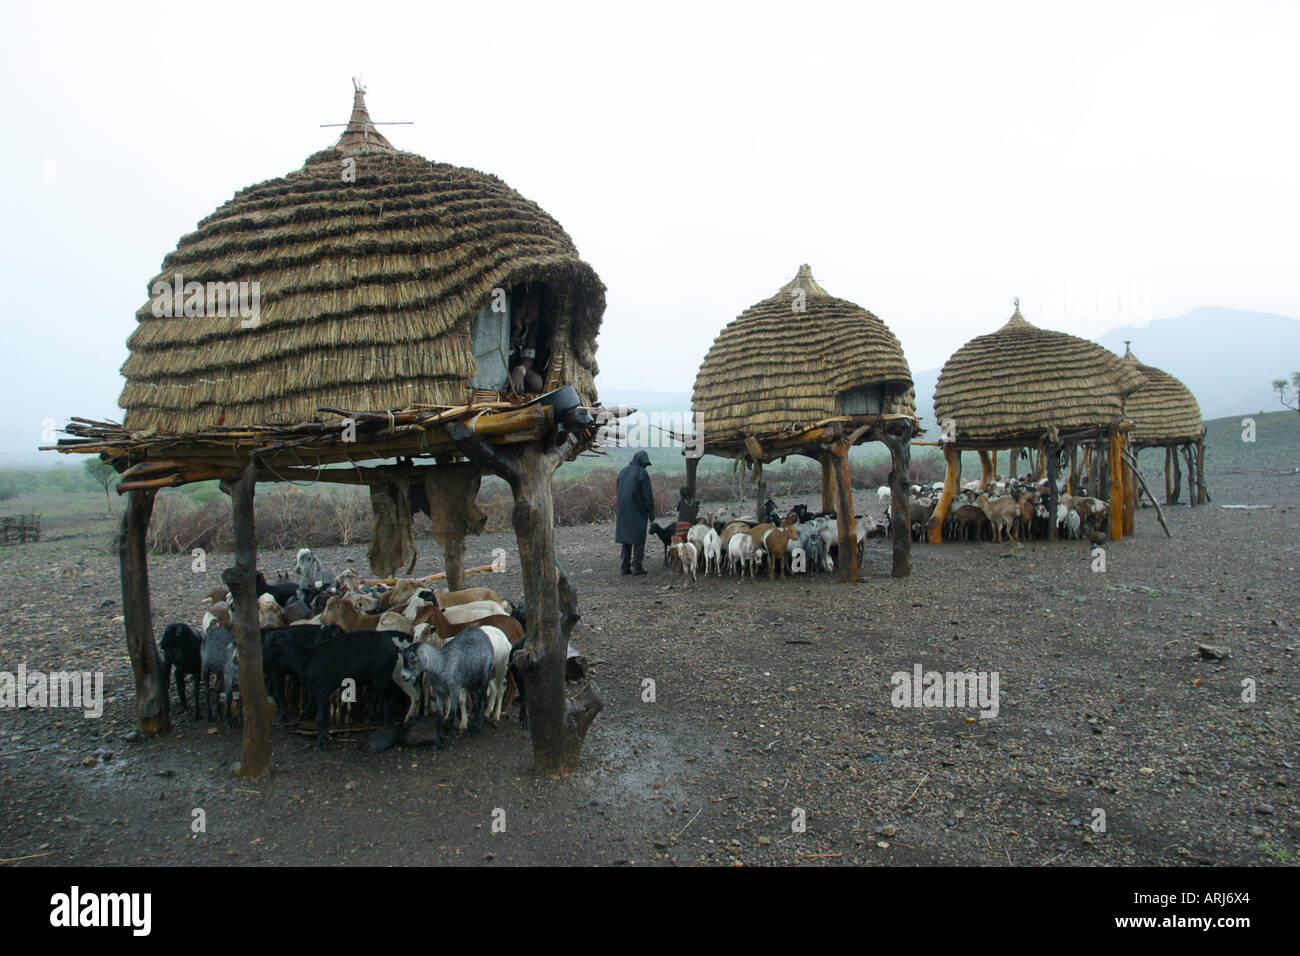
[3,0,1297,462]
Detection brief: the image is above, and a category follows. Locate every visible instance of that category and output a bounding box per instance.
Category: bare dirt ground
[0,469,1296,867]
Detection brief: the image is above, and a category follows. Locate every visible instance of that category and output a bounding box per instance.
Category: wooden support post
[1181,443,1195,509]
[444,536,466,591]
[219,462,275,777]
[754,462,765,523]
[833,443,856,581]
[119,488,169,735]
[1195,439,1210,504]
[685,454,699,502]
[928,445,960,544]
[820,451,835,512]
[978,450,994,492]
[1109,429,1124,542]
[1123,436,1136,536]
[1066,444,1078,496]
[1045,442,1061,542]
[1170,444,1183,504]
[882,429,913,578]
[446,423,603,776]
[1170,447,1180,509]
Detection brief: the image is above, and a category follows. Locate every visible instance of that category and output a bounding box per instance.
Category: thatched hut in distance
[1121,345,1208,506]
[930,302,1147,542]
[44,84,611,776]
[691,265,919,580]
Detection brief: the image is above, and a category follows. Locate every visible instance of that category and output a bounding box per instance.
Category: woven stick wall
[692,265,915,440]
[932,304,1146,441]
[1120,346,1203,444]
[119,86,605,435]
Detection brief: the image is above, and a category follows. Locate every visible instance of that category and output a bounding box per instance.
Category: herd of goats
[650,474,1113,585]
[160,548,542,752]
[158,473,1113,746]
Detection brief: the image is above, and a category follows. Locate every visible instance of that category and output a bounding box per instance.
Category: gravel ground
[0,469,1296,867]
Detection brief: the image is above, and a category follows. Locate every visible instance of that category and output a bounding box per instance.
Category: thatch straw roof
[692,265,915,440]
[1121,345,1202,444]
[119,85,605,435]
[933,303,1146,443]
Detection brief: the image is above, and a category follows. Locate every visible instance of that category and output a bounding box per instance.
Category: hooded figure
[616,450,655,574]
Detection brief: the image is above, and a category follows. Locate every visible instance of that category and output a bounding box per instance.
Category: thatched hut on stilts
[689,265,919,580]
[929,302,1147,543]
[43,84,613,776]
[1120,345,1209,506]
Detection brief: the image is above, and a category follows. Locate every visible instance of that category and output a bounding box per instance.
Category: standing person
[616,450,655,575]
[674,485,699,541]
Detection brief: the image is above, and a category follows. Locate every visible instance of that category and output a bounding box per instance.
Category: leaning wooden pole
[833,442,856,581]
[1181,443,1196,509]
[1121,448,1172,537]
[119,488,169,735]
[1109,429,1125,542]
[219,463,274,777]
[928,445,960,544]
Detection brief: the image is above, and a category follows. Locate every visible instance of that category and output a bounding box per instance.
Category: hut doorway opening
[467,282,559,396]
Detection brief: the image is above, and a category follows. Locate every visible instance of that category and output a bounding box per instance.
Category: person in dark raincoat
[616,450,655,574]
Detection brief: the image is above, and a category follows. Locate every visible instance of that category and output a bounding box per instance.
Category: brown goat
[320,594,382,632]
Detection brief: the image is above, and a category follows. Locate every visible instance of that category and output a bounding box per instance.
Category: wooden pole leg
[444,536,466,591]
[928,445,960,544]
[883,429,913,578]
[1109,430,1124,542]
[833,443,856,581]
[120,488,169,736]
[978,450,994,492]
[220,463,275,777]
[820,451,835,513]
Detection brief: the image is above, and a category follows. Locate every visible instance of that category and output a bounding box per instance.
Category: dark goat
[261,624,324,721]
[160,622,203,711]
[199,625,239,727]
[648,522,676,567]
[266,625,402,748]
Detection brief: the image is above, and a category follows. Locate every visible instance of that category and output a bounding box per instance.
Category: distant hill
[1095,307,1300,420]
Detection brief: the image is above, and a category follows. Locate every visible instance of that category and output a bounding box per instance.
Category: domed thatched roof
[692,265,914,441]
[933,303,1146,442]
[1121,345,1202,443]
[119,85,605,434]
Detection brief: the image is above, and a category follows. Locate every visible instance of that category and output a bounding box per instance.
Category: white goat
[670,541,698,586]
[703,528,723,576]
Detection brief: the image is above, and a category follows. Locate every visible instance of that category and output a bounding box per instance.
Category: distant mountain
[1094,307,1300,420]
